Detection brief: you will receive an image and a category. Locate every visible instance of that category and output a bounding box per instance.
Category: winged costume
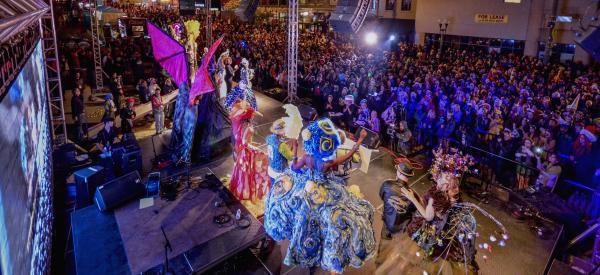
[147,21,229,163]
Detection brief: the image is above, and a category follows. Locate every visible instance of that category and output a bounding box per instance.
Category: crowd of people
[63,4,600,197]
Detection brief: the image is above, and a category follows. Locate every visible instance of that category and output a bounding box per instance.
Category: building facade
[378,0,594,64]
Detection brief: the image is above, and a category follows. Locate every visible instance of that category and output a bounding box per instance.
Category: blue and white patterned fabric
[223,85,257,112]
[264,119,376,273]
[266,134,288,174]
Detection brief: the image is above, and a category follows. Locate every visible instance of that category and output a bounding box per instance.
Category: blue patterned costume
[264,119,376,273]
[170,82,198,163]
[223,85,257,112]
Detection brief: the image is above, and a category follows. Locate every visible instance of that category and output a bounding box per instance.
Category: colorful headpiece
[430,147,475,182]
[302,118,341,160]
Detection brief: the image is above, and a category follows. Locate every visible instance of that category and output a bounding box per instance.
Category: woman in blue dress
[264,118,376,274]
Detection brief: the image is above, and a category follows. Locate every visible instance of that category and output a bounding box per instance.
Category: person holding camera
[515,138,536,190]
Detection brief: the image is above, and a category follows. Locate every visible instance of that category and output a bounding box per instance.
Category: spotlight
[389,35,396,41]
[365,32,378,45]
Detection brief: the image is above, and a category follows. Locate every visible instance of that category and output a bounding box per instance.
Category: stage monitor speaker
[118,148,142,176]
[330,0,372,33]
[74,166,106,208]
[53,143,76,169]
[298,104,318,121]
[355,126,380,149]
[95,171,144,212]
[235,0,259,21]
[575,26,600,62]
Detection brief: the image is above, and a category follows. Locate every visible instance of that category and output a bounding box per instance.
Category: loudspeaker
[355,126,380,149]
[575,26,600,62]
[74,166,105,208]
[119,148,142,175]
[298,104,318,121]
[53,143,76,169]
[94,171,144,211]
[330,0,372,33]
[235,0,259,21]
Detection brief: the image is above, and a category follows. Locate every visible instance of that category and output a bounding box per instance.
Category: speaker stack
[74,166,106,208]
[330,0,372,33]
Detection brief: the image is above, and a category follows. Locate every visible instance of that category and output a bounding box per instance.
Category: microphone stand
[161,226,173,275]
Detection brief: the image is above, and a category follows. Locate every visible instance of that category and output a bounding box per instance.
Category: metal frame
[285,0,299,103]
[40,0,67,147]
[90,1,104,90]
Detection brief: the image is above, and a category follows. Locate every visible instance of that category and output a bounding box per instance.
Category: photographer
[535,153,562,190]
[515,138,536,190]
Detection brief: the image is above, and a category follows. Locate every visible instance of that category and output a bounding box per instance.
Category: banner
[474,14,508,24]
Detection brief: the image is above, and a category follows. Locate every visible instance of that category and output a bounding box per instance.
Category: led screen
[0,40,53,275]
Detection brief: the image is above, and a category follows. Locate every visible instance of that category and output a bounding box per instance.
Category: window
[400,0,411,11]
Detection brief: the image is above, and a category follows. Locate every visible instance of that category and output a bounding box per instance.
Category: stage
[70,92,562,274]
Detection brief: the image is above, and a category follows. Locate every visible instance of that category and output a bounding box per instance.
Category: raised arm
[323,129,367,170]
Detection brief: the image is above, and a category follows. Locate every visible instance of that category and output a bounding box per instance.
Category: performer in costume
[376,148,509,275]
[264,118,376,274]
[266,119,296,184]
[229,119,269,201]
[224,58,257,111]
[379,162,417,238]
[215,50,230,99]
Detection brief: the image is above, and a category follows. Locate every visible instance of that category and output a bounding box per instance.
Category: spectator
[151,89,165,134]
[120,98,137,136]
[515,138,536,190]
[71,88,87,142]
[536,153,562,190]
[137,79,149,103]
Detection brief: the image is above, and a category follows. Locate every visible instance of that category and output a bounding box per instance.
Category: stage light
[365,32,378,45]
[389,35,396,41]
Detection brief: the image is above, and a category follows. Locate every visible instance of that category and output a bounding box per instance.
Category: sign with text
[474,14,508,23]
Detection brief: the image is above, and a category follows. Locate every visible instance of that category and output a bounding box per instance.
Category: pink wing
[189,36,224,103]
[147,21,189,87]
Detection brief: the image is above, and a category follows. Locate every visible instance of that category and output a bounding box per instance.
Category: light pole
[438,18,448,53]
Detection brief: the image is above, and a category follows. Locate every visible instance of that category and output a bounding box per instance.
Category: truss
[285,0,299,103]
[90,2,104,90]
[40,0,67,147]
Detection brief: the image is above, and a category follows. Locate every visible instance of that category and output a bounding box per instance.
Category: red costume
[229,104,269,201]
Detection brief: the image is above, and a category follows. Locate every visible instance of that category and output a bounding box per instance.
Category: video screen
[0,40,53,274]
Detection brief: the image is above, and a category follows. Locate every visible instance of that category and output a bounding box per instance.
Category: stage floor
[133,92,559,274]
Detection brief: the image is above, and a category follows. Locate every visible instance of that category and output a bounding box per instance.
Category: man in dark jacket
[379,162,417,239]
[71,88,87,142]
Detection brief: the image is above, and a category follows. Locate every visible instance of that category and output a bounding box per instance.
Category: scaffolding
[40,0,67,147]
[90,2,104,90]
[285,0,299,103]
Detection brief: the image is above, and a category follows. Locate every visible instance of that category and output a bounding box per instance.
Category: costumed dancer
[266,104,304,184]
[376,148,509,275]
[266,119,295,184]
[215,50,230,99]
[146,21,223,164]
[224,58,257,111]
[229,100,269,201]
[264,118,376,274]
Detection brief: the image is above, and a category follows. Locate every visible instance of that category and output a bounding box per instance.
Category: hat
[270,119,286,135]
[344,95,354,102]
[104,94,113,100]
[127,98,135,104]
[395,162,414,177]
[360,99,367,104]
[580,129,597,143]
